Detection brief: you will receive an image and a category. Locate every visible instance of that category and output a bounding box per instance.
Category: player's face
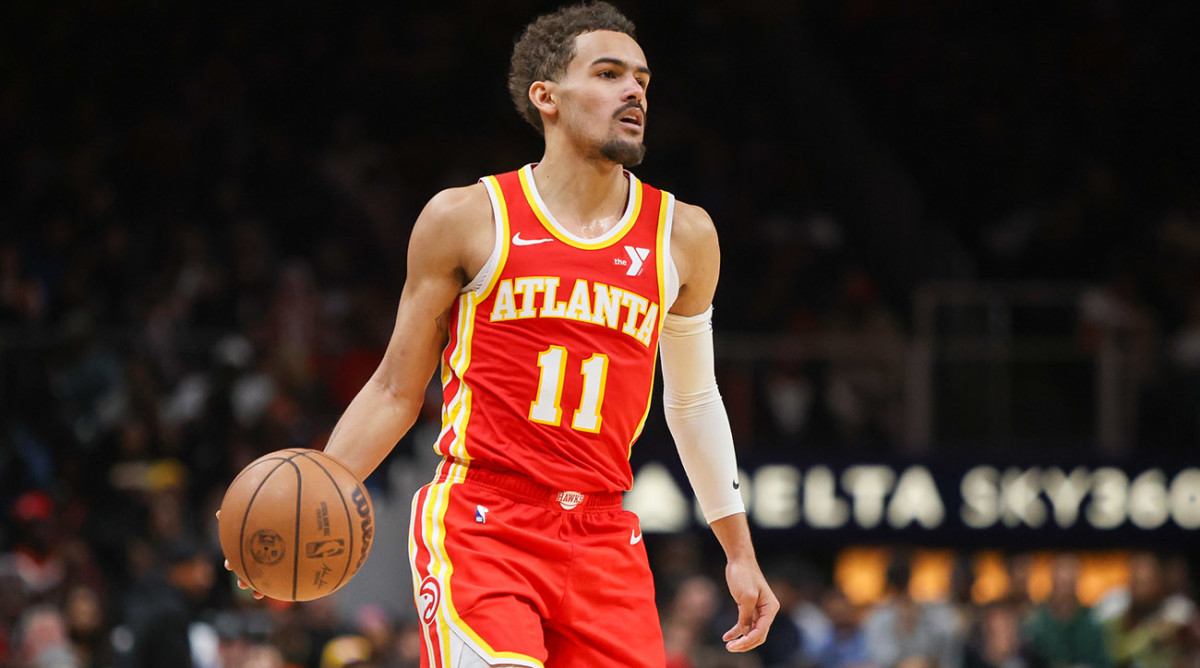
[557,30,650,167]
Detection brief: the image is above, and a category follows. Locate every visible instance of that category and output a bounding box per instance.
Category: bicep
[375,195,479,399]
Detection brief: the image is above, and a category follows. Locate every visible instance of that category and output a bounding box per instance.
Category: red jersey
[434,165,676,493]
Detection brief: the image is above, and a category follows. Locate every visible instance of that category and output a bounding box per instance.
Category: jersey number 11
[529,346,609,433]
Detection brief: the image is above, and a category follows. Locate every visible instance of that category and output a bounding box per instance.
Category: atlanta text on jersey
[488,276,659,347]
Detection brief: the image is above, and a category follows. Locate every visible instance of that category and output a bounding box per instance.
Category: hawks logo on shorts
[435,165,675,494]
[418,575,442,626]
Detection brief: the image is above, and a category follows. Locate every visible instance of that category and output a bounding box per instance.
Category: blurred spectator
[13,605,82,668]
[240,644,288,668]
[941,556,979,664]
[662,575,723,668]
[1003,554,1036,622]
[961,602,1030,668]
[113,535,216,668]
[756,561,807,667]
[266,595,356,668]
[63,584,110,668]
[391,621,422,668]
[1,491,66,603]
[0,241,47,324]
[319,635,373,668]
[863,556,959,668]
[1023,555,1111,668]
[787,564,836,668]
[823,268,906,448]
[808,588,873,668]
[1101,552,1198,668]
[353,605,397,668]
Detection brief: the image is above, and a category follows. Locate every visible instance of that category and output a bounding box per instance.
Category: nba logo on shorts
[418,575,442,625]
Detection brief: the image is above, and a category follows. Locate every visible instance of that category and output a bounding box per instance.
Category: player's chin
[599,137,646,167]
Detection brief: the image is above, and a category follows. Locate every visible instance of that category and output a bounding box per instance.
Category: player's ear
[529,81,557,122]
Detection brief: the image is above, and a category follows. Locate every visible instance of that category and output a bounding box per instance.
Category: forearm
[709,512,757,563]
[324,369,424,481]
[660,307,745,522]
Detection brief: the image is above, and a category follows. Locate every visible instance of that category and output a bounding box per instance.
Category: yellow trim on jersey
[654,193,671,331]
[437,297,478,461]
[517,167,643,250]
[628,191,674,456]
[437,175,511,460]
[413,461,545,668]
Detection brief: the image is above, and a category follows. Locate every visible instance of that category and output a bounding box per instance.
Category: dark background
[2,1,1199,667]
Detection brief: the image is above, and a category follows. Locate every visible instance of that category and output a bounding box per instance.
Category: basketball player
[269,3,778,666]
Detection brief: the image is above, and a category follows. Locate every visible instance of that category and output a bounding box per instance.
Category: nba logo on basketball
[418,575,442,625]
[249,529,285,565]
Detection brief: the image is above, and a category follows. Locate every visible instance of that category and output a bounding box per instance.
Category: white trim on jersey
[463,178,506,295]
[521,164,637,246]
[448,626,542,668]
[662,193,680,310]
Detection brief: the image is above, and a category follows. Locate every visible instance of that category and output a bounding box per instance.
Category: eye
[598,69,616,79]
[636,78,648,89]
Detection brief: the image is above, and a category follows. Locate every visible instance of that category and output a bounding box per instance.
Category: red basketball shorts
[409,458,665,668]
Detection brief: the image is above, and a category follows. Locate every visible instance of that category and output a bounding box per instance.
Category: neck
[531,139,630,238]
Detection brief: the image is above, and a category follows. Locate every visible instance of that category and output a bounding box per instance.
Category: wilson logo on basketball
[352,486,374,569]
[418,576,442,625]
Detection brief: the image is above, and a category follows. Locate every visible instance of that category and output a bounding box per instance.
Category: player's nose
[621,75,645,105]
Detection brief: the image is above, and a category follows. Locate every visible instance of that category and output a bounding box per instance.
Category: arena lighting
[625,462,1200,534]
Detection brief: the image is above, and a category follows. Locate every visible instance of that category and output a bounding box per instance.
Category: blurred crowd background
[2,1,1200,667]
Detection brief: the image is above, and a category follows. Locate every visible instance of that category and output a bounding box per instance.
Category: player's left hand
[722,556,779,652]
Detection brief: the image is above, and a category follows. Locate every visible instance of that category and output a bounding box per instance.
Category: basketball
[218,448,375,601]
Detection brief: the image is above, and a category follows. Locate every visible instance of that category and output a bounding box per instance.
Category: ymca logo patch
[418,575,442,625]
[621,246,650,276]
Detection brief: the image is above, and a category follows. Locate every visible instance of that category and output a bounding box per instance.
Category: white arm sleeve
[659,306,745,524]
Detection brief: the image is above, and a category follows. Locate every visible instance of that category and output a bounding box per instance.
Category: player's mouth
[615,106,644,131]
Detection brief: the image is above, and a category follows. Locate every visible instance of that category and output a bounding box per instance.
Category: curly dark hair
[508,2,637,135]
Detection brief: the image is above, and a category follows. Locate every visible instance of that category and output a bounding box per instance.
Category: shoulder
[670,199,718,247]
[665,199,720,314]
[418,182,493,231]
[410,182,495,276]
[669,199,719,269]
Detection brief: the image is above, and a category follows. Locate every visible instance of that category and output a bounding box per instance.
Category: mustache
[613,101,646,119]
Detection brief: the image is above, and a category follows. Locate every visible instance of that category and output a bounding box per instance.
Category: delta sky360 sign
[625,460,1200,545]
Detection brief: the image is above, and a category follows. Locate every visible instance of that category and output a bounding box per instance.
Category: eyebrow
[590,57,652,77]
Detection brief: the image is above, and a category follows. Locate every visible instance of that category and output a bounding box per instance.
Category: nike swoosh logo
[512,232,553,246]
[630,529,643,545]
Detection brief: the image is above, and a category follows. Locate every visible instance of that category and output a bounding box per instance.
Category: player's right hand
[224,558,266,600]
[215,510,265,600]
[722,556,779,652]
